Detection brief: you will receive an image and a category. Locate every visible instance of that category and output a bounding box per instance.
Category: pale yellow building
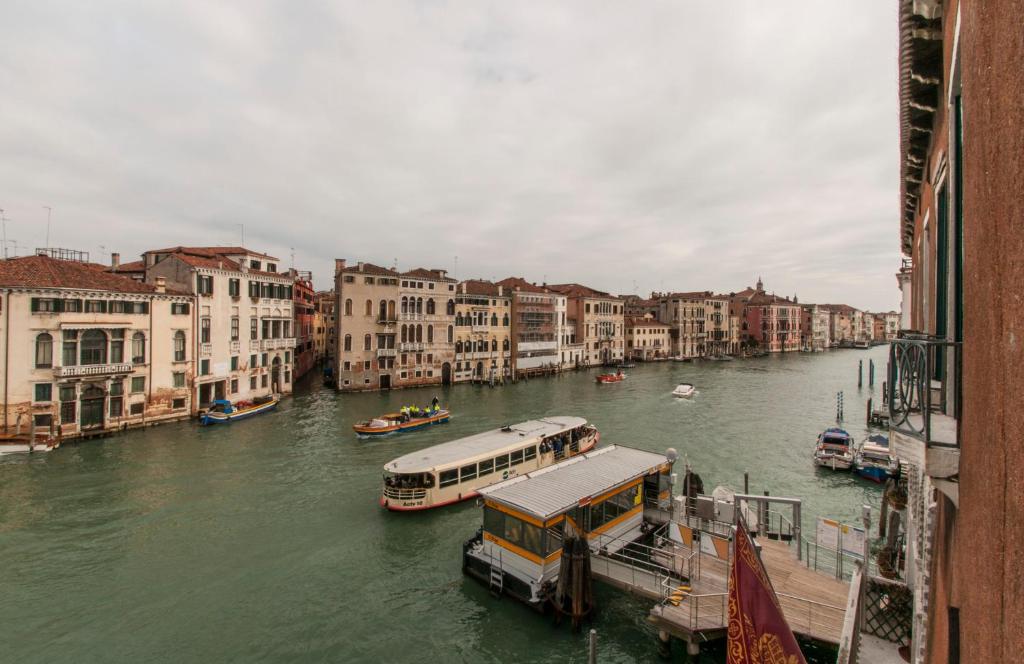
[625,315,671,361]
[549,283,625,366]
[0,252,194,439]
[334,261,400,391]
[454,280,512,383]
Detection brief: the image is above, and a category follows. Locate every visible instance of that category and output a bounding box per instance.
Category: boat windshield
[383,472,435,490]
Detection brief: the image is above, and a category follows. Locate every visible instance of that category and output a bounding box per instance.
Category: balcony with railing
[377,348,397,358]
[54,363,133,378]
[230,340,241,354]
[249,339,261,352]
[887,334,961,482]
[399,342,424,352]
[261,337,297,351]
[200,342,213,357]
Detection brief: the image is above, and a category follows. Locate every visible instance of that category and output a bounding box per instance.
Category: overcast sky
[0,2,901,310]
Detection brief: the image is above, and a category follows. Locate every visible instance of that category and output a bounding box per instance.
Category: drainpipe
[147,293,154,420]
[3,289,9,433]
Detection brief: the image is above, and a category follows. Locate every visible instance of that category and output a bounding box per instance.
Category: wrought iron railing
[887,334,961,446]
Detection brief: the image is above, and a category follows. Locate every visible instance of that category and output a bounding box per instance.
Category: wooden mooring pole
[869,358,875,387]
[588,629,597,664]
[858,360,863,387]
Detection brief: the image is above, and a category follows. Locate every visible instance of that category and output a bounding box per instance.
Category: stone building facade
[453,280,512,383]
[548,283,624,366]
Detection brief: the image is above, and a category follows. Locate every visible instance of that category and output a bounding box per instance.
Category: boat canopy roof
[866,434,890,447]
[478,445,669,520]
[212,400,232,406]
[384,416,588,474]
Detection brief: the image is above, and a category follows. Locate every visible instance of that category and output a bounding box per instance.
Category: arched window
[132,332,146,364]
[173,331,186,362]
[416,325,422,342]
[35,333,53,368]
[427,299,435,315]
[416,298,423,314]
[365,299,372,316]
[455,313,463,327]
[344,335,352,352]
[491,313,498,326]
[503,313,510,326]
[344,299,353,316]
[427,325,434,343]
[455,340,463,354]
[447,325,454,343]
[364,334,372,351]
[80,330,107,365]
[503,338,510,351]
[447,299,455,315]
[401,325,408,343]
[491,338,497,351]
[401,297,408,314]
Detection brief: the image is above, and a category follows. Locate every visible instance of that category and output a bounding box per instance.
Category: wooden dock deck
[649,538,850,645]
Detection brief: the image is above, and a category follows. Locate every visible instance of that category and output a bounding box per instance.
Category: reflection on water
[1,347,888,663]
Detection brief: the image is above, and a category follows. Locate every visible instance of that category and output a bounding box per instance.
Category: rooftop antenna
[0,208,7,258]
[43,206,52,249]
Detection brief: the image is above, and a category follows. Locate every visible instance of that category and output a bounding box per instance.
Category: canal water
[1,346,889,663]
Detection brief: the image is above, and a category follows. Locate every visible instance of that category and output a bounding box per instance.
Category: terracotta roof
[401,267,455,282]
[496,277,551,294]
[817,304,859,314]
[340,262,399,277]
[109,260,145,274]
[144,246,279,261]
[747,292,800,306]
[460,279,509,297]
[547,283,619,300]
[625,316,669,328]
[0,255,180,294]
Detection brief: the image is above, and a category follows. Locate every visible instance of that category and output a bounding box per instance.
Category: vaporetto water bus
[461,445,676,609]
[380,416,599,511]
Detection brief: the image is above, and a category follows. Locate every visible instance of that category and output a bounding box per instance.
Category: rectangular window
[524,445,537,461]
[230,379,238,394]
[261,374,268,388]
[439,469,459,488]
[230,356,239,371]
[250,376,257,390]
[284,371,290,384]
[63,299,82,312]
[197,275,214,295]
[84,300,107,313]
[510,449,525,465]
[460,463,477,482]
[261,353,268,366]
[110,330,124,363]
[478,458,494,477]
[201,318,211,343]
[494,454,510,471]
[34,413,53,428]
[249,281,259,298]
[110,301,125,313]
[131,376,145,393]
[60,401,76,424]
[250,318,258,339]
[200,359,210,376]
[129,402,144,415]
[171,302,190,315]
[109,396,123,417]
[172,398,186,410]
[231,317,239,341]
[173,372,186,388]
[228,279,240,297]
[109,381,123,396]
[284,351,291,363]
[31,297,59,313]
[250,354,258,368]
[34,383,52,402]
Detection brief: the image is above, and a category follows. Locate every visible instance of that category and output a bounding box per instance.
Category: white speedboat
[672,383,695,398]
[813,427,854,470]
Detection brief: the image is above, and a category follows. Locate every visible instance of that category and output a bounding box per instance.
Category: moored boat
[854,434,898,483]
[672,383,695,398]
[0,432,60,455]
[813,427,854,470]
[381,416,599,511]
[596,371,626,383]
[353,405,450,436]
[200,396,279,425]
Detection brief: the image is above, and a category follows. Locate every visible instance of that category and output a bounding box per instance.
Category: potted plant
[876,545,898,579]
[886,480,908,511]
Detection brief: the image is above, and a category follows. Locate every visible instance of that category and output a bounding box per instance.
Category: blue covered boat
[200,396,279,425]
[854,434,898,483]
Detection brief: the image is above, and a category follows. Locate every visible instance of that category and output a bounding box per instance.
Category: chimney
[155,276,167,294]
[357,262,364,272]
[111,252,120,269]
[498,285,503,297]
[334,259,346,277]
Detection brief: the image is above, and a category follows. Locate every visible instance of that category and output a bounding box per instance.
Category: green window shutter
[31,298,39,312]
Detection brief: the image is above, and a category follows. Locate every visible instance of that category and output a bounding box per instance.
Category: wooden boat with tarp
[354,403,450,437]
[200,395,279,425]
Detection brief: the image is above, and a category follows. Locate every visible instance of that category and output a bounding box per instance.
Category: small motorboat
[672,383,695,398]
[595,371,626,384]
[671,356,691,363]
[813,427,854,470]
[854,434,898,483]
[354,402,450,436]
[0,433,60,455]
[200,396,279,425]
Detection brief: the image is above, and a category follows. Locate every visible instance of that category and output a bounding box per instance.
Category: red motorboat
[596,371,626,384]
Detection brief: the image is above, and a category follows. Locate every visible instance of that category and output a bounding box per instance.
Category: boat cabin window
[590,484,640,532]
[478,458,494,476]
[439,468,459,488]
[484,506,544,558]
[460,463,477,482]
[383,472,435,489]
[510,449,524,465]
[494,454,510,471]
[544,521,564,556]
[524,445,537,461]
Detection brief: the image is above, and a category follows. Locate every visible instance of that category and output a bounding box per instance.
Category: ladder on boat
[488,549,504,596]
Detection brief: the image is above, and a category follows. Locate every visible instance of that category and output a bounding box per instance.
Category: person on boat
[411,406,420,417]
[431,396,440,411]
